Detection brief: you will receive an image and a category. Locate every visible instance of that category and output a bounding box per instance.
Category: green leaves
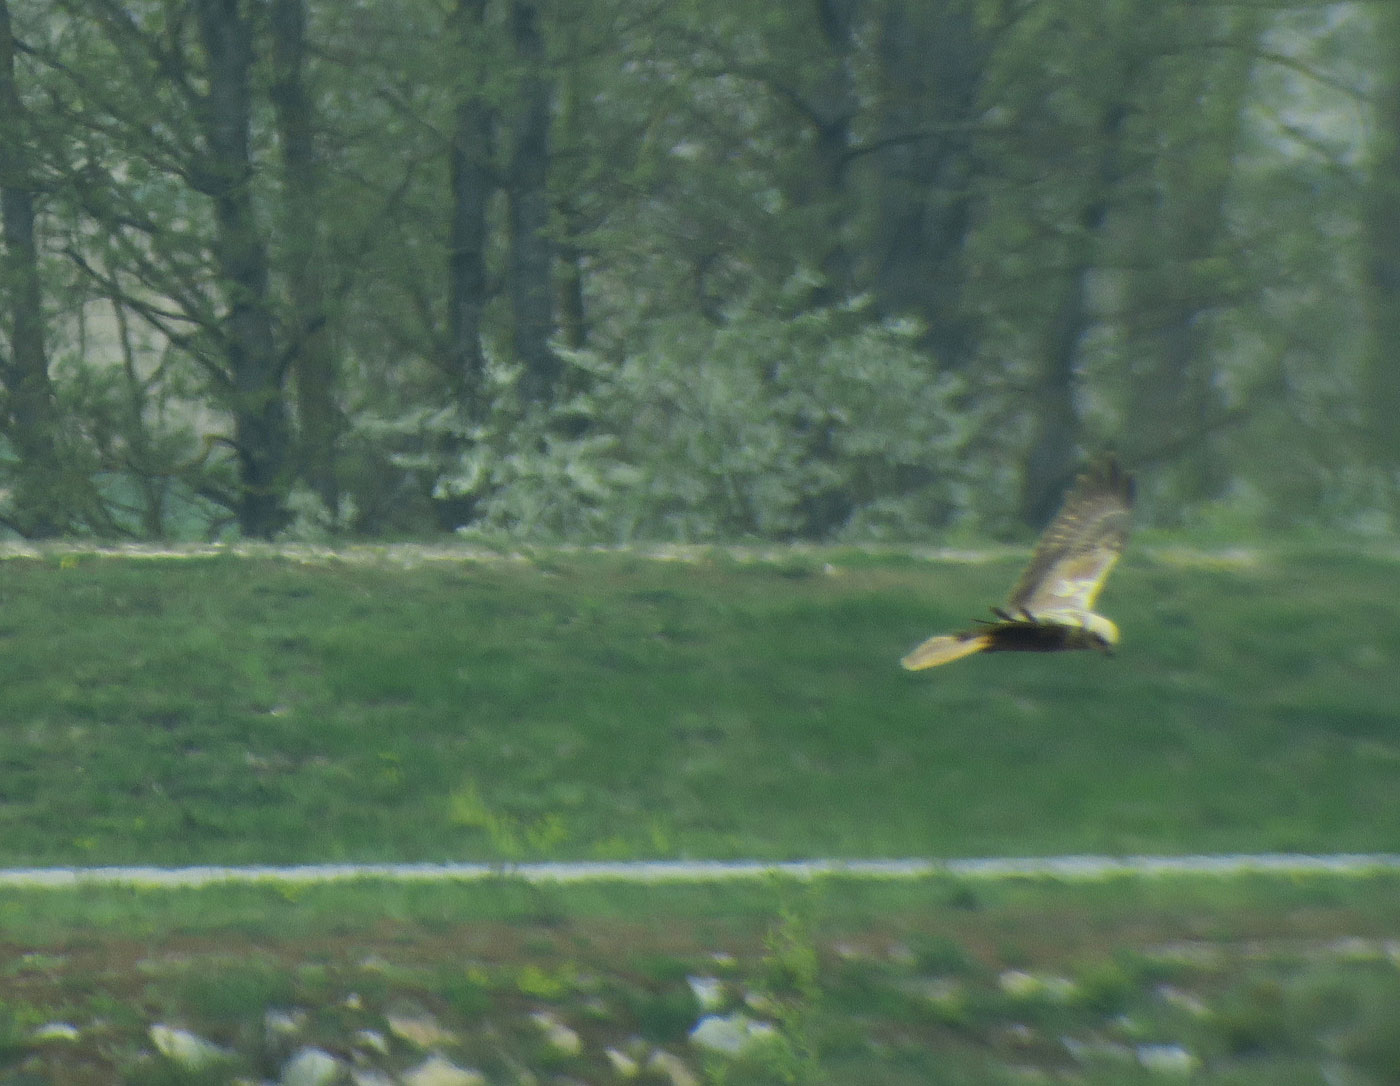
[5,0,1398,540]
[394,305,970,542]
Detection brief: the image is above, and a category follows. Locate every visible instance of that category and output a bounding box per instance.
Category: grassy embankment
[0,543,1396,866]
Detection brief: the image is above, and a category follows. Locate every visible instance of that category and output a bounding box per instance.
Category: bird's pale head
[1081,611,1120,652]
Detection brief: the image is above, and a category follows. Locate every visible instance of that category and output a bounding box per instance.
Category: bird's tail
[900,633,991,670]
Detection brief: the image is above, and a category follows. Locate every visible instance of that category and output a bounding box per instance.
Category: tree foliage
[0,0,1390,540]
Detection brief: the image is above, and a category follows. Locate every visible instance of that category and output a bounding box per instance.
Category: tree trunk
[1364,6,1400,475]
[506,0,558,405]
[0,0,61,537]
[557,223,587,351]
[869,0,984,368]
[1021,100,1128,528]
[553,36,586,353]
[798,0,861,306]
[194,0,290,538]
[448,0,491,410]
[1124,11,1260,507]
[271,0,340,518]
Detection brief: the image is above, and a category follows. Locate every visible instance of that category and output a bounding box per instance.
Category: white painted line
[0,854,1397,890]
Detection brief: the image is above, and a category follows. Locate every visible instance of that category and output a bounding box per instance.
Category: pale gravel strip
[1,854,1398,890]
[0,540,1021,566]
[5,541,1400,572]
[25,540,1400,568]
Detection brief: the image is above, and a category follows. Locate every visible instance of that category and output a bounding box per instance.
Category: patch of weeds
[448,779,569,859]
[615,951,706,1040]
[1213,977,1292,1058]
[754,893,824,1085]
[1072,956,1138,1017]
[619,979,699,1043]
[138,1056,247,1086]
[906,933,977,975]
[1287,967,1362,1038]
[1343,1010,1400,1079]
[167,959,295,1024]
[700,1050,799,1086]
[0,1000,37,1061]
[4,953,67,979]
[85,991,147,1031]
[905,975,972,1028]
[294,963,335,1003]
[437,965,494,1019]
[761,899,820,1003]
[765,556,822,581]
[513,961,579,1001]
[825,959,927,1025]
[1302,962,1400,1077]
[630,953,698,986]
[963,968,1081,1040]
[939,882,983,912]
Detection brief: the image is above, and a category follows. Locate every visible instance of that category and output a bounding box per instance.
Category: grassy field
[1,542,1398,1084]
[0,542,1395,867]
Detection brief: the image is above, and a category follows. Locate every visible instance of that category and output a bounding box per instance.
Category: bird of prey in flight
[901,456,1135,670]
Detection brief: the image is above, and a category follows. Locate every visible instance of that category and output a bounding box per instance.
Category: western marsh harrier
[901,456,1135,669]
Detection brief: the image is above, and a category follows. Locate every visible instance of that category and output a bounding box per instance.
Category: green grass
[0,543,1397,866]
[3,872,1400,1083]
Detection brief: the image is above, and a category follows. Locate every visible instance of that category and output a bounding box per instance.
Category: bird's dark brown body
[971,617,1112,654]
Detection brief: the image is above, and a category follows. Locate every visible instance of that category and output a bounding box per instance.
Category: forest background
[0,0,1394,544]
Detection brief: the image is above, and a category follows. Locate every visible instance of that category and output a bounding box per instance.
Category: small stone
[686,976,724,1011]
[887,943,917,967]
[531,1010,582,1057]
[400,1055,487,1086]
[352,1029,390,1056]
[1155,985,1211,1018]
[281,1046,342,1086]
[387,1010,458,1050]
[909,976,964,1010]
[605,1047,640,1078]
[1137,1044,1198,1077]
[688,1013,777,1057]
[32,1022,81,1042]
[999,970,1039,998]
[998,970,1076,1002]
[740,989,779,1016]
[1063,1036,1134,1066]
[645,1050,698,1086]
[150,1024,228,1069]
[266,1009,309,1037]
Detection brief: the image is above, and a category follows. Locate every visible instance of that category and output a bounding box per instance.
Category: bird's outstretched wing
[1005,455,1134,615]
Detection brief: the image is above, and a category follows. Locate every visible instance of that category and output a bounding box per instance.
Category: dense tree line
[0,0,1390,541]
